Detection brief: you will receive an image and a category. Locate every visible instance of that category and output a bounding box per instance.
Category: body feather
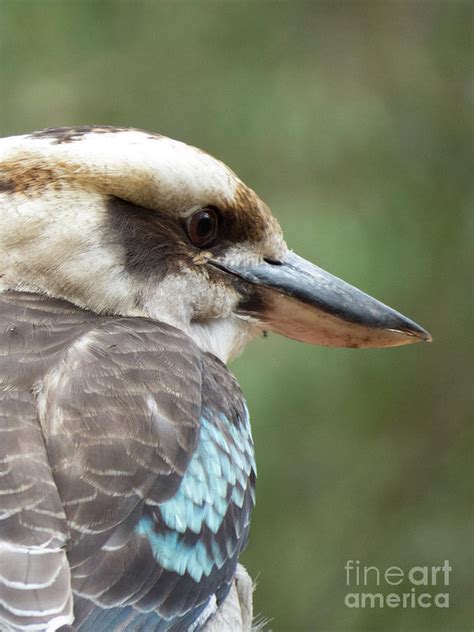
[0,292,255,631]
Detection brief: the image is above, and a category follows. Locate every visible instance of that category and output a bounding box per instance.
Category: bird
[0,125,431,631]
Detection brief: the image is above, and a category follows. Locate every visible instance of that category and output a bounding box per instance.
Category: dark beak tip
[415,330,433,344]
[418,329,433,343]
[391,324,433,345]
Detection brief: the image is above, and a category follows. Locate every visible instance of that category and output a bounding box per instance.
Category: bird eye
[186,208,219,248]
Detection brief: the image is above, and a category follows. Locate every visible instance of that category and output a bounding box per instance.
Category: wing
[64,335,256,631]
[0,292,255,632]
[38,315,202,561]
[0,292,202,630]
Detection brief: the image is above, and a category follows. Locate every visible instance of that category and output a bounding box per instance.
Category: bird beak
[211,251,432,348]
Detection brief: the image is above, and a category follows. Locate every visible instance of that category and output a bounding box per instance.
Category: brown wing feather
[0,292,202,630]
[0,293,79,630]
[38,316,202,564]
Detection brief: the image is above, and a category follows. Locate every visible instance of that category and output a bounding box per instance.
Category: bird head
[0,126,431,362]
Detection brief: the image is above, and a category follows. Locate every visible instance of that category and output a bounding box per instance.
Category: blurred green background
[0,1,471,630]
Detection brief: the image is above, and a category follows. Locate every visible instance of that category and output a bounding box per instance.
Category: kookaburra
[0,126,431,631]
